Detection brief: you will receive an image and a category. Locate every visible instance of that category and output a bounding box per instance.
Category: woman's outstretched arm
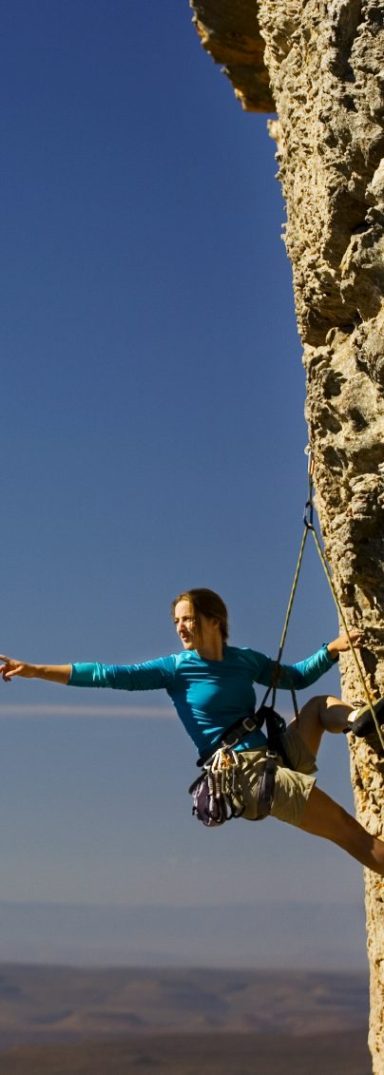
[0,655,177,691]
[0,657,71,684]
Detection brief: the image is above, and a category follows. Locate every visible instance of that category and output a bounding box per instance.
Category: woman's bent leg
[299,785,384,876]
[290,695,352,758]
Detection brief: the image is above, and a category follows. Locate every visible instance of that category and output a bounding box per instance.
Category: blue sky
[0,0,366,968]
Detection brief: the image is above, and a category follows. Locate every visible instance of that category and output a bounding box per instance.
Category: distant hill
[0,965,368,1050]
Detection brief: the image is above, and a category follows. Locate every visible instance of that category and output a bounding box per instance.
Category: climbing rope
[271,450,384,753]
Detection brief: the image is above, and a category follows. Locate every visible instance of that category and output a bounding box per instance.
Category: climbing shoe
[346,696,384,739]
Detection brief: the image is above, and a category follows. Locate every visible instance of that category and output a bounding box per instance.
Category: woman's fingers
[0,658,23,680]
[330,629,364,654]
[348,629,363,645]
[340,629,363,651]
[1,667,15,681]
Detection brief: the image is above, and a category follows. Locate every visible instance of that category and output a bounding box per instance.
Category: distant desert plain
[0,965,370,1074]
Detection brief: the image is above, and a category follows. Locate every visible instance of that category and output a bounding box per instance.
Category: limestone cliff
[190,2,384,1072]
[191,0,273,110]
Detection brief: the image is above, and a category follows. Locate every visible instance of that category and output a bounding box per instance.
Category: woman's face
[173,599,219,652]
[173,599,198,649]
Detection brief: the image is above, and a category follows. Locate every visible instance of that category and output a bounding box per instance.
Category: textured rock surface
[190,1,274,111]
[191,2,384,1071]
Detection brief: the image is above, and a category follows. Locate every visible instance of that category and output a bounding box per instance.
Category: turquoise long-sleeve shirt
[69,644,336,757]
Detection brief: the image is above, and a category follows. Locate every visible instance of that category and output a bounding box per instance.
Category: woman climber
[1,587,384,876]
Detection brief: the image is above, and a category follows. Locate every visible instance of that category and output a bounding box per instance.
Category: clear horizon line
[0,895,364,910]
[0,702,175,718]
[0,702,294,719]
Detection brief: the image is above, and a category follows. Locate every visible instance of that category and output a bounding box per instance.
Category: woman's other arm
[276,628,363,688]
[250,628,363,690]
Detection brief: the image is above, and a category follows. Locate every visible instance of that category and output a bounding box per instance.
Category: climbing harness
[189,706,285,826]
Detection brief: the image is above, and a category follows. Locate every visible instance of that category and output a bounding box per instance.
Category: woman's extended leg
[299,785,384,876]
[288,694,352,758]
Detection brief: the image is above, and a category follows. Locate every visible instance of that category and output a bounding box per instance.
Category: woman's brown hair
[171,588,229,642]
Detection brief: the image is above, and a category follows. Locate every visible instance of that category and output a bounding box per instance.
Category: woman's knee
[298,695,350,738]
[299,695,325,718]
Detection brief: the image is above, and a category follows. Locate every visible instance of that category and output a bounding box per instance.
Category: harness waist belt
[196,711,264,768]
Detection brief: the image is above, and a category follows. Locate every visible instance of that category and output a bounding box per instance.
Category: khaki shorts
[238,723,318,828]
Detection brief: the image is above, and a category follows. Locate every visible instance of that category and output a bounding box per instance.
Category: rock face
[191,2,384,1071]
[191,0,273,110]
